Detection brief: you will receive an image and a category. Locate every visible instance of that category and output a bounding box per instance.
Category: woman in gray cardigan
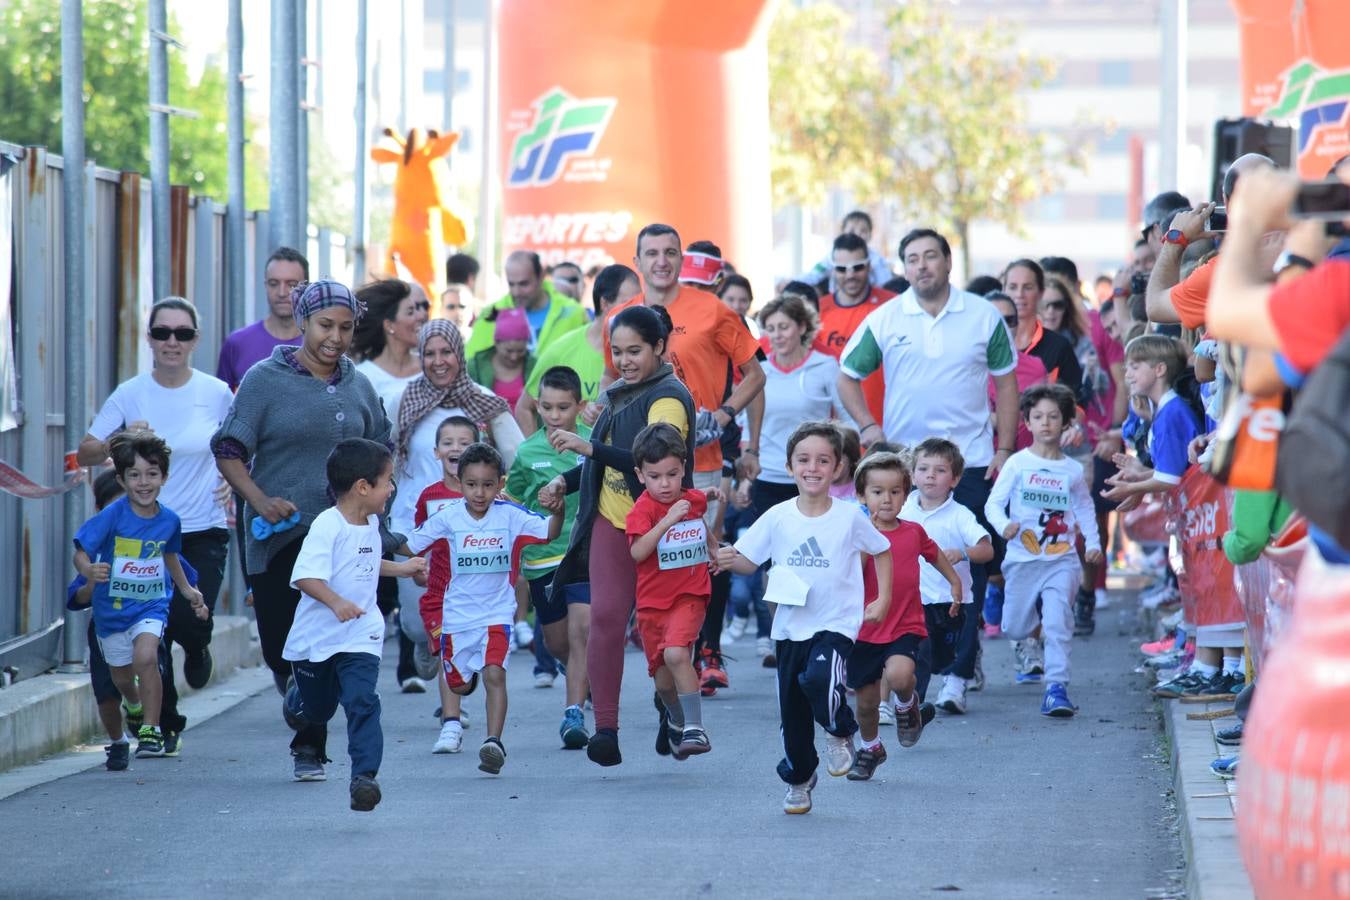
[212,281,391,710]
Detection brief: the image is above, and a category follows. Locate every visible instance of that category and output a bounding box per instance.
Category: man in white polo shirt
[837,227,1018,698]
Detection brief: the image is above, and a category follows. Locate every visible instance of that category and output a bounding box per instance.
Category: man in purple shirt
[216,247,309,390]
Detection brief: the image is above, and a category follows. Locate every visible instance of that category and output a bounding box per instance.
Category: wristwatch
[1274,251,1314,276]
[1163,228,1189,249]
[718,404,736,420]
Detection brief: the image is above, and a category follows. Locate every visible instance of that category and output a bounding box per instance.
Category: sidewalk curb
[1162,696,1254,900]
[0,615,260,774]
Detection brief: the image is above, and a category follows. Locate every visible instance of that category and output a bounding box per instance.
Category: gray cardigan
[211,347,392,574]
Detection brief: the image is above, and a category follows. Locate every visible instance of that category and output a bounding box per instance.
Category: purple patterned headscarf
[291,280,366,322]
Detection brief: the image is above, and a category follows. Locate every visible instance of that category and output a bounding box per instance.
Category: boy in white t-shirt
[404,443,562,775]
[716,422,892,815]
[283,439,427,811]
[985,385,1101,719]
[901,438,994,715]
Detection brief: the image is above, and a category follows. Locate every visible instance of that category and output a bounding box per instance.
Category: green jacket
[464,282,588,357]
[466,347,536,394]
[1222,489,1294,566]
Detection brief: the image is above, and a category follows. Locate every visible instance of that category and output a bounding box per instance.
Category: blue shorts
[529,576,591,627]
[87,620,120,704]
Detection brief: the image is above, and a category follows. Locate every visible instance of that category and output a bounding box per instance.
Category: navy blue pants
[287,652,382,777]
[916,604,968,701]
[952,466,999,680]
[775,631,857,785]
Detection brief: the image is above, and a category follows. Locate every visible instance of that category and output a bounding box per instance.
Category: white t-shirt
[283,508,385,662]
[735,497,890,642]
[388,385,525,534]
[839,288,1017,468]
[88,370,235,532]
[405,498,550,633]
[355,359,420,418]
[984,449,1100,567]
[900,492,990,605]
[760,351,843,485]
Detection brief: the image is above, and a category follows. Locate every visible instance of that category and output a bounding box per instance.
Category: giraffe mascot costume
[371,127,468,298]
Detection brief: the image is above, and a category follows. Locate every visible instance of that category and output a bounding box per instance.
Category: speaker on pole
[1211,117,1296,201]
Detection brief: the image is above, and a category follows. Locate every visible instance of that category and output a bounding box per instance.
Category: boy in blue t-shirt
[72,431,205,758]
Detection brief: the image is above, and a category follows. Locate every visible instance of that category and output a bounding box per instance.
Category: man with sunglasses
[549,261,586,302]
[818,231,898,428]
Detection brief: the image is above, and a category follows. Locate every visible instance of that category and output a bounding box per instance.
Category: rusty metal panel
[115,173,144,383]
[169,184,190,298]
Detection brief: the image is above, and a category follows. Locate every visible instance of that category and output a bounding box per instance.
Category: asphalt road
[1,611,1181,900]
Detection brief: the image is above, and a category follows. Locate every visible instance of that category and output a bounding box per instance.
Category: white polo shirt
[840,287,1016,468]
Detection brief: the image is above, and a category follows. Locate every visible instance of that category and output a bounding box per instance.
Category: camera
[1206,206,1228,232]
[1130,272,1148,296]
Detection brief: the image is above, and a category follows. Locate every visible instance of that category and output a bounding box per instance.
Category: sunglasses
[1044,300,1067,311]
[412,300,430,313]
[149,326,198,342]
[833,261,868,274]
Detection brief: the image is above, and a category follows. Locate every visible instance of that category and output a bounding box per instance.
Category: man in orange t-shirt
[603,224,765,492]
[818,232,895,427]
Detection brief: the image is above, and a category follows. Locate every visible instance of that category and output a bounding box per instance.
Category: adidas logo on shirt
[785,537,830,568]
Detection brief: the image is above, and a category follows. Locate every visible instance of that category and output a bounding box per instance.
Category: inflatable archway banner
[498,1,773,283]
[1233,0,1350,177]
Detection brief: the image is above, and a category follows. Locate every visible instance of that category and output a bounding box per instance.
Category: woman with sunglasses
[350,279,431,412]
[79,297,235,696]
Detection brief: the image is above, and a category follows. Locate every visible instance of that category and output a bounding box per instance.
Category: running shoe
[756,636,773,659]
[936,675,967,714]
[433,719,464,754]
[1094,587,1112,611]
[653,693,678,757]
[726,616,749,642]
[163,731,182,757]
[700,648,729,691]
[135,726,165,758]
[122,701,144,734]
[1040,682,1077,718]
[1144,646,1193,671]
[1141,584,1181,610]
[877,703,896,726]
[478,737,506,774]
[514,620,534,651]
[846,743,887,781]
[1153,669,1207,698]
[349,774,382,811]
[783,773,817,814]
[919,702,937,726]
[560,705,589,750]
[674,726,712,759]
[587,728,622,767]
[970,645,986,692]
[1021,637,1045,676]
[399,676,428,694]
[1215,722,1243,747]
[1182,671,1244,701]
[1073,589,1095,637]
[184,647,214,689]
[824,734,854,777]
[292,747,326,781]
[105,741,130,772]
[534,671,555,688]
[1210,755,1239,780]
[1140,635,1178,657]
[896,702,924,748]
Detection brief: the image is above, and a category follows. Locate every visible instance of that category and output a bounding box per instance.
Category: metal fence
[0,140,351,682]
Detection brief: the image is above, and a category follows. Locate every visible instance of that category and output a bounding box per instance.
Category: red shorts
[419,590,443,655]
[441,624,510,689]
[636,595,708,676]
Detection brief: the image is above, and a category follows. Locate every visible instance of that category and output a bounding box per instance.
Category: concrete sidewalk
[0,614,261,773]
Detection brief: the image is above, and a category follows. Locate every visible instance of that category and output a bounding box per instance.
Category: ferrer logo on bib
[1020,471,1070,512]
[507,87,615,188]
[455,530,512,574]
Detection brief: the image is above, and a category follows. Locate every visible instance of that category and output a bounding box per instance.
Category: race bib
[657,519,708,571]
[1020,471,1070,511]
[108,555,166,607]
[453,529,511,574]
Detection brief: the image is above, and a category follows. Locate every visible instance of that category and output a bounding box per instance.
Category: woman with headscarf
[212,281,392,729]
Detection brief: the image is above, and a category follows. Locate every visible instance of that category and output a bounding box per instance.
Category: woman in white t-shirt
[388,320,525,655]
[350,279,430,412]
[751,294,843,513]
[77,297,235,689]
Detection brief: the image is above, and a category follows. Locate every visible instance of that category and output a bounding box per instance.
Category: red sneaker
[1140,635,1177,656]
[700,648,729,691]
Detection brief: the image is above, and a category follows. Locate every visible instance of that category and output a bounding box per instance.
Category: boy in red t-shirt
[846,451,962,781]
[626,423,722,760]
[411,415,476,755]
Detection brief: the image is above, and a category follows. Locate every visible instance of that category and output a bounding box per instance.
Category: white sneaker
[877,703,896,726]
[756,636,772,658]
[1022,637,1045,675]
[937,675,968,714]
[534,671,555,688]
[824,734,854,776]
[783,773,817,814]
[726,616,749,642]
[1094,587,1112,610]
[514,620,535,650]
[400,676,427,694]
[432,719,463,753]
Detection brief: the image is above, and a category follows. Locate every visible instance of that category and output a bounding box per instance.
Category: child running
[504,367,593,751]
[985,385,1101,718]
[404,442,562,775]
[413,415,476,754]
[716,422,892,814]
[845,452,962,780]
[283,438,426,810]
[903,438,995,715]
[626,423,721,760]
[72,431,206,759]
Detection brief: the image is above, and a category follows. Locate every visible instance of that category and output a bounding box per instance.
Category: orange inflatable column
[498,1,773,285]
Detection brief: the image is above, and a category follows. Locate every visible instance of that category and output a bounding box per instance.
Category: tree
[874,1,1085,275]
[0,0,238,202]
[766,1,888,208]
